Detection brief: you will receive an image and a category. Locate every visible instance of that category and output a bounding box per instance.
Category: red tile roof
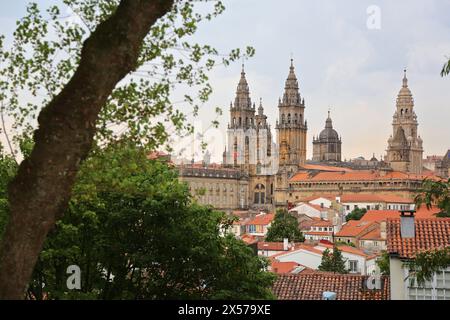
[272,274,390,300]
[310,219,333,227]
[386,218,450,259]
[336,220,378,238]
[246,213,274,226]
[270,261,300,274]
[361,206,440,223]
[258,242,288,251]
[318,243,371,257]
[300,164,355,172]
[360,227,384,241]
[290,170,440,182]
[339,194,413,204]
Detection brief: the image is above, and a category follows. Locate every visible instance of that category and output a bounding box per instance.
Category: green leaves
[318,246,348,274]
[265,209,304,243]
[441,57,450,77]
[346,207,367,221]
[415,178,450,216]
[0,0,256,155]
[26,143,274,299]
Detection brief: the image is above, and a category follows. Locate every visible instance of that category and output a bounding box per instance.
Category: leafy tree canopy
[415,178,450,217]
[318,246,348,274]
[265,209,304,243]
[345,207,367,222]
[21,143,275,300]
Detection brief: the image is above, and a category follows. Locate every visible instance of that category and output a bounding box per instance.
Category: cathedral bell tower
[276,59,308,173]
[274,59,308,208]
[386,70,424,174]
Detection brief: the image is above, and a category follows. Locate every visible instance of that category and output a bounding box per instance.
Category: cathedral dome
[318,112,339,141]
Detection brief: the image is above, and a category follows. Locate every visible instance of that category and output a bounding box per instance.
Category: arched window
[282,114,285,124]
[288,114,291,124]
[294,113,298,124]
[233,117,236,126]
[401,109,404,115]
[239,117,242,126]
[254,184,265,204]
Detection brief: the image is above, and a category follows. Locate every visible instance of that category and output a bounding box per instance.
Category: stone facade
[223,65,276,211]
[386,71,424,174]
[274,60,308,208]
[312,111,342,162]
[178,164,249,213]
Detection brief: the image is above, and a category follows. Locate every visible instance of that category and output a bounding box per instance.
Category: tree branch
[0,0,174,299]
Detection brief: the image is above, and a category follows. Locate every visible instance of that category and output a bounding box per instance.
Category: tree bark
[0,0,174,299]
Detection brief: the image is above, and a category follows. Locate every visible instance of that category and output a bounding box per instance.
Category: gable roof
[335,220,378,238]
[386,218,450,259]
[246,213,274,226]
[361,206,440,223]
[272,274,390,300]
[290,170,439,182]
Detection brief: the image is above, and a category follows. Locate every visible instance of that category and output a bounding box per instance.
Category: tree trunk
[0,0,174,299]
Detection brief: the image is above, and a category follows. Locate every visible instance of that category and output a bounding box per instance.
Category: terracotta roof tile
[272,274,390,300]
[246,213,274,226]
[290,170,440,182]
[361,206,440,223]
[386,218,450,259]
[335,220,377,237]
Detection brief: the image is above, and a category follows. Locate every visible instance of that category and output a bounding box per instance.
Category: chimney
[380,221,387,239]
[283,238,289,251]
[400,210,415,238]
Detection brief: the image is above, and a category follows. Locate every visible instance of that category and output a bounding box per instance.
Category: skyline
[172,0,450,163]
[1,0,449,162]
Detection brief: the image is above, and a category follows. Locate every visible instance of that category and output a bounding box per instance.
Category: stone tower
[276,59,308,172]
[274,59,308,208]
[313,111,342,162]
[224,65,274,176]
[386,70,423,174]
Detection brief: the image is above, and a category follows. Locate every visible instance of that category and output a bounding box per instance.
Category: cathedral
[386,70,424,174]
[177,63,431,213]
[312,111,342,162]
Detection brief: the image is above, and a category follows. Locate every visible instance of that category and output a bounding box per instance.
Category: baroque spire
[234,64,252,109]
[281,58,301,106]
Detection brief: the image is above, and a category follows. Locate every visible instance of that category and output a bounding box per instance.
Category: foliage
[334,240,355,248]
[0,0,255,155]
[318,246,348,274]
[441,57,450,77]
[345,207,367,222]
[415,178,450,217]
[26,143,275,299]
[406,247,450,286]
[0,148,18,239]
[376,251,390,276]
[265,209,304,243]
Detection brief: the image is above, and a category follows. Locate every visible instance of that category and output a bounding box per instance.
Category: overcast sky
[1,0,449,162]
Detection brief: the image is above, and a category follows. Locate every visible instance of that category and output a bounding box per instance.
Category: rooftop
[272,274,390,300]
[386,217,450,259]
[290,170,440,183]
[246,213,275,226]
[335,220,378,238]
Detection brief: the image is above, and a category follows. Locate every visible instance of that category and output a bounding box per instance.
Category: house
[272,242,378,275]
[387,212,450,300]
[304,219,335,242]
[335,220,379,247]
[268,260,316,275]
[272,273,390,300]
[244,213,274,237]
[289,202,329,219]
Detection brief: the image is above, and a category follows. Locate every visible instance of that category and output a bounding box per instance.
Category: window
[254,184,265,205]
[248,225,256,233]
[349,260,358,273]
[346,205,350,210]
